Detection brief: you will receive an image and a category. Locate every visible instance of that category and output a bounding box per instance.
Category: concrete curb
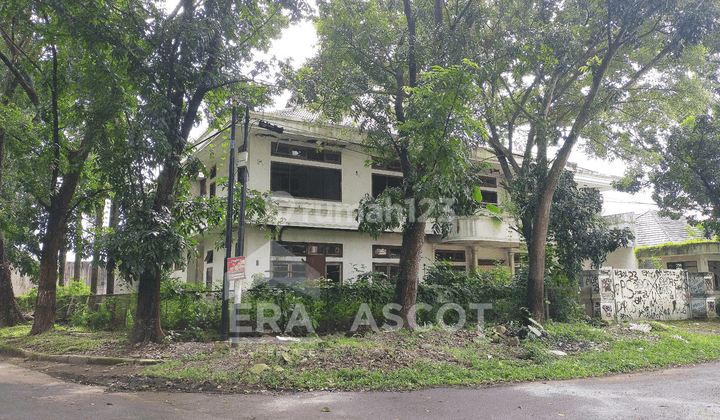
[0,344,161,365]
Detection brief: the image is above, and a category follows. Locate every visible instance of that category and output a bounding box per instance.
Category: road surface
[1,359,719,419]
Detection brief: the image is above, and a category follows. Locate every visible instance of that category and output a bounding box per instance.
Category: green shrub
[240,264,533,334]
[16,288,38,312]
[160,277,220,340]
[69,300,113,331]
[57,281,92,317]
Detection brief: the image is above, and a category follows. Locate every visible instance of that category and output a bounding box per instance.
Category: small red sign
[227,256,246,281]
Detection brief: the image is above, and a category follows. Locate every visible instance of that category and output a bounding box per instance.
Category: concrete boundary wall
[580,268,717,322]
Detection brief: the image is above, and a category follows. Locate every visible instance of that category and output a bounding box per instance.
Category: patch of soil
[3,321,691,395]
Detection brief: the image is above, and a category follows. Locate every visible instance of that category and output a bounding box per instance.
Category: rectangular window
[478,175,497,188]
[477,259,504,266]
[435,250,466,263]
[326,263,342,284]
[373,245,402,259]
[271,261,308,279]
[371,157,402,172]
[209,182,216,197]
[372,174,403,198]
[667,261,698,270]
[200,179,207,196]
[373,263,400,280]
[206,267,213,288]
[271,142,341,164]
[272,242,343,257]
[205,250,214,263]
[480,190,498,204]
[271,162,341,201]
[209,165,217,179]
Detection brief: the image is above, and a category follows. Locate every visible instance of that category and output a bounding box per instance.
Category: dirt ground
[3,320,719,395]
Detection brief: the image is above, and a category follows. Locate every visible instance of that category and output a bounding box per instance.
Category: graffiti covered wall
[580,269,717,322]
[613,269,689,321]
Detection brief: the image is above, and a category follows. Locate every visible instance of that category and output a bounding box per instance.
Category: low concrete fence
[579,268,718,322]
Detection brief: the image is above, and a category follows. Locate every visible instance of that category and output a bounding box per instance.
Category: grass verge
[0,324,124,355]
[138,319,720,391]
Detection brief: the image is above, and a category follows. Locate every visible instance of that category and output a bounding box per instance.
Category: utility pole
[220,100,237,341]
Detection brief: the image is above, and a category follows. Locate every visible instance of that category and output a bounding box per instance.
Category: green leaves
[646,110,720,237]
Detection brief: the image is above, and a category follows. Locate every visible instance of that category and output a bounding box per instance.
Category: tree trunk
[130,163,180,343]
[30,157,87,335]
[395,220,426,330]
[73,211,83,282]
[90,206,103,296]
[525,162,569,323]
[131,266,165,343]
[58,236,67,287]
[0,127,24,327]
[106,197,119,295]
[0,231,24,327]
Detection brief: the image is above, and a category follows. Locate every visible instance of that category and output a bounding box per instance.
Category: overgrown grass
[0,325,123,355]
[136,319,720,391]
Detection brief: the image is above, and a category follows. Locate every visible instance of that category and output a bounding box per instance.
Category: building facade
[173,108,615,289]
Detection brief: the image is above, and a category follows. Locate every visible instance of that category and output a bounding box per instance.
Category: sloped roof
[262,107,359,127]
[634,210,696,247]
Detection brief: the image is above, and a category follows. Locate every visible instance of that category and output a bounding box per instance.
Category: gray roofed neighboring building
[634,210,698,247]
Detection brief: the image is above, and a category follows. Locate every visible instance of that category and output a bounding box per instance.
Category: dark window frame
[209,182,216,197]
[371,157,402,172]
[200,178,207,196]
[373,244,402,259]
[435,250,467,263]
[373,263,400,280]
[372,174,403,198]
[478,175,497,188]
[270,162,342,201]
[271,142,341,165]
[271,261,308,279]
[272,241,343,258]
[480,190,498,204]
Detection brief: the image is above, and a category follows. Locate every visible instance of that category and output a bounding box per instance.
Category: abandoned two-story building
[172,108,616,288]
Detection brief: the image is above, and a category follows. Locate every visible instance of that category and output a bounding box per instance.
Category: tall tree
[95,0,308,343]
[0,12,34,326]
[620,110,720,237]
[472,0,718,321]
[0,0,134,334]
[290,0,488,329]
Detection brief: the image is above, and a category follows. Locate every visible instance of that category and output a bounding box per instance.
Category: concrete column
[579,269,615,321]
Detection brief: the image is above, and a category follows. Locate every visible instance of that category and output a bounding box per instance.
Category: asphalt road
[1,359,719,420]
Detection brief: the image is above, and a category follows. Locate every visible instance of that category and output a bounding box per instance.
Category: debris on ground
[629,323,652,333]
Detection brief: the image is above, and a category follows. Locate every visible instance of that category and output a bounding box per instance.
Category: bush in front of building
[239,264,530,334]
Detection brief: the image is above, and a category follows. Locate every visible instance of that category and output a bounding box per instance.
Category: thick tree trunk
[396,220,426,330]
[73,212,82,282]
[0,127,24,327]
[130,163,180,343]
[30,208,70,334]
[30,157,87,335]
[0,231,24,327]
[525,163,567,323]
[131,269,165,343]
[58,237,67,287]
